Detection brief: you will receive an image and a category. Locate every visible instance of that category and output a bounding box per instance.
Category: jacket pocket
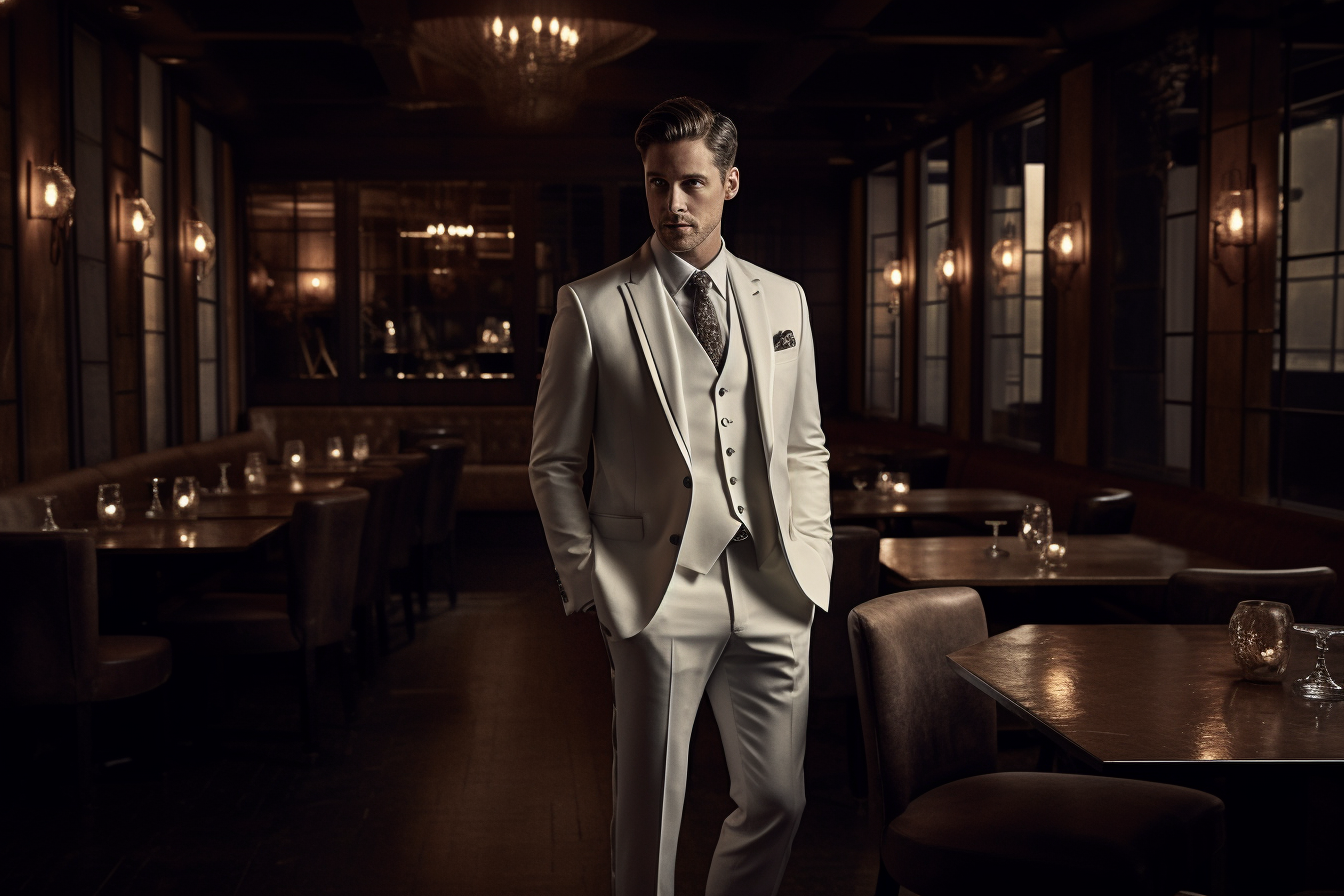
[774,346,800,366]
[590,512,644,542]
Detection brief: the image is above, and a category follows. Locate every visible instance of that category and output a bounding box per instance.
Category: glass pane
[297,231,336,270]
[1286,351,1331,371]
[297,182,336,230]
[140,154,165,278]
[1024,162,1045,251]
[1166,214,1196,332]
[198,361,218,442]
[1165,334,1193,401]
[198,300,217,361]
[1165,403,1191,470]
[144,332,167,451]
[1023,357,1042,405]
[871,235,897,269]
[1024,252,1043,298]
[919,359,947,428]
[194,123,215,226]
[1285,276,1334,351]
[1168,164,1198,216]
[144,275,166,332]
[926,181,948,224]
[1287,118,1339,257]
[73,29,102,140]
[867,168,897,234]
[139,55,162,156]
[1023,298,1043,356]
[253,231,295,272]
[923,301,947,357]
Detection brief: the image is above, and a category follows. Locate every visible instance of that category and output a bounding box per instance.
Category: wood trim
[220,139,241,432]
[846,174,864,414]
[1053,63,1093,466]
[899,148,919,425]
[174,94,196,443]
[949,120,975,441]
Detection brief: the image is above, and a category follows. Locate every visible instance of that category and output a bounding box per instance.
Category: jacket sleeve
[786,283,833,577]
[529,285,598,614]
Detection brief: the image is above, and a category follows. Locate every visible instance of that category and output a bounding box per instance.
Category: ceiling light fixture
[412,16,655,127]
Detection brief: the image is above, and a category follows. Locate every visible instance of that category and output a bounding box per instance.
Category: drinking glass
[1041,532,1068,568]
[351,434,370,465]
[96,483,125,530]
[325,436,344,464]
[244,452,267,491]
[851,472,871,491]
[1018,503,1052,560]
[283,440,307,476]
[1229,600,1294,682]
[1291,623,1344,700]
[171,475,199,520]
[891,472,911,495]
[214,462,232,495]
[984,520,1010,559]
[875,471,895,495]
[38,495,59,531]
[146,477,166,519]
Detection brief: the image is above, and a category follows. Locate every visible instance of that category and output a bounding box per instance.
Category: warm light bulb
[290,453,301,464]
[560,25,570,41]
[532,16,542,33]
[1228,207,1244,232]
[437,223,446,235]
[942,258,955,279]
[508,25,519,43]
[1060,233,1074,256]
[104,503,117,516]
[568,30,578,46]
[194,234,207,253]
[549,17,559,35]
[44,182,58,207]
[889,267,902,288]
[507,229,515,239]
[1001,248,1013,268]
[465,224,475,237]
[131,209,145,233]
[310,276,321,289]
[492,17,503,37]
[177,494,190,508]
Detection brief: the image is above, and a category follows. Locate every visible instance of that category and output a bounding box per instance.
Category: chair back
[1166,566,1338,624]
[1070,487,1136,535]
[0,532,100,704]
[416,438,467,544]
[343,468,403,610]
[811,526,880,701]
[399,426,465,451]
[286,491,368,648]
[848,588,996,835]
[369,452,429,568]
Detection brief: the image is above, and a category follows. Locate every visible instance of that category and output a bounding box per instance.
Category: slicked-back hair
[635,97,738,181]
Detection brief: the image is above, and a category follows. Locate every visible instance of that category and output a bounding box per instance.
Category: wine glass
[1291,623,1344,700]
[851,472,871,491]
[351,434,370,465]
[1019,503,1052,561]
[146,477,166,519]
[38,495,59,531]
[215,462,232,495]
[984,520,1010,559]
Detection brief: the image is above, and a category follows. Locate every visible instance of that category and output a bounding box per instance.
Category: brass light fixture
[881,258,906,314]
[29,160,76,264]
[936,247,961,287]
[1213,175,1255,247]
[990,224,1023,282]
[1047,218,1085,266]
[183,218,216,281]
[118,193,156,259]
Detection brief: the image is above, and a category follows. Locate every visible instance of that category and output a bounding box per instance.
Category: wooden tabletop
[195,481,354,518]
[831,488,1043,522]
[880,533,1241,588]
[949,624,1344,766]
[89,517,287,553]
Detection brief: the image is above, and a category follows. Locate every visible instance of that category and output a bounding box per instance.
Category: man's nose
[666,186,687,214]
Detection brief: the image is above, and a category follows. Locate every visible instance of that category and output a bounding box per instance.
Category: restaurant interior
[1,0,1343,893]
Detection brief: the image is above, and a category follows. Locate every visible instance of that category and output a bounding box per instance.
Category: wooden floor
[0,513,876,895]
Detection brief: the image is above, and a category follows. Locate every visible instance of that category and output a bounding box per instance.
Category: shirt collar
[650,235,729,299]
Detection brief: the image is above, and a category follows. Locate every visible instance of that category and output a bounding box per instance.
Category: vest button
[730,477,737,485]
[669,534,681,546]
[718,388,727,396]
[726,448,734,456]
[737,505,744,513]
[721,417,731,427]
[682,476,692,488]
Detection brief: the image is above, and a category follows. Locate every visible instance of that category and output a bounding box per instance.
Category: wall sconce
[183,219,216,281]
[28,160,76,264]
[1047,218,1085,266]
[936,247,961,287]
[1213,183,1255,247]
[881,258,905,314]
[117,194,156,258]
[990,224,1023,293]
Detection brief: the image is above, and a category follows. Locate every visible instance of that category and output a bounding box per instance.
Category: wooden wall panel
[949,120,976,441]
[0,16,16,488]
[14,0,70,479]
[1054,62,1093,466]
[221,141,241,433]
[174,96,197,444]
[846,175,864,413]
[899,148,918,425]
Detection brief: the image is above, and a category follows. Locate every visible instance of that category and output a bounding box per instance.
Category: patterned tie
[689,270,723,371]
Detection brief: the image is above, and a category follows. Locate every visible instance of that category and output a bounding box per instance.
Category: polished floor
[0,513,877,895]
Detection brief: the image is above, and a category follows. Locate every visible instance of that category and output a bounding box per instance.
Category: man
[529,96,832,896]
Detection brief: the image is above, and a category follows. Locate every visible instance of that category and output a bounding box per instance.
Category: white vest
[672,285,780,575]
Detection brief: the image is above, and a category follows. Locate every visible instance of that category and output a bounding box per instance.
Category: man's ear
[724,166,740,200]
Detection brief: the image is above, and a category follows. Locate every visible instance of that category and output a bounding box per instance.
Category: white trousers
[605,536,814,896]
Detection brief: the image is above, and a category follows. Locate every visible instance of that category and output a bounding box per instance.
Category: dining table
[830,487,1044,524]
[879,533,1241,588]
[86,517,289,554]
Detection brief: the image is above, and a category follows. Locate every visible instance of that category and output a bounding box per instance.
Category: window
[140,54,169,450]
[1273,44,1344,513]
[918,139,951,429]
[1103,33,1200,482]
[194,123,221,440]
[865,162,899,416]
[985,108,1047,450]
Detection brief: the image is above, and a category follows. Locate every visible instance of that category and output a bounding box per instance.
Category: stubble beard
[659,214,720,256]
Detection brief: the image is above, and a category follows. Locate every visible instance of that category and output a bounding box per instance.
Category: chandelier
[413,15,655,126]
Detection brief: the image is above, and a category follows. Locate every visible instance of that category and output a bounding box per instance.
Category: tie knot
[690,271,713,295]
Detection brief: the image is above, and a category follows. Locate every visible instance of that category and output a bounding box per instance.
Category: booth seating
[246,406,534,512]
[0,432,271,529]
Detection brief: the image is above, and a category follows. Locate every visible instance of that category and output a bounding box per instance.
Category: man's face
[643,138,739,258]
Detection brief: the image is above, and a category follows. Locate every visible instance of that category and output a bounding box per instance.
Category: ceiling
[82,0,1299,178]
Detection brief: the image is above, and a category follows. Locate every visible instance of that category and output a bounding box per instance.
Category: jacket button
[721,417,731,426]
[726,447,734,456]
[730,477,737,485]
[683,476,692,488]
[669,534,681,546]
[737,505,744,513]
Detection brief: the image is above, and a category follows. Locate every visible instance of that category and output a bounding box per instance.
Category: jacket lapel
[727,253,776,462]
[620,240,692,468]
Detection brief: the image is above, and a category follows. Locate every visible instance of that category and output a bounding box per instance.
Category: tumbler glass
[171,475,199,520]
[1229,600,1294,683]
[325,436,344,464]
[97,483,126,530]
[244,451,268,491]
[283,440,307,476]
[351,434,370,464]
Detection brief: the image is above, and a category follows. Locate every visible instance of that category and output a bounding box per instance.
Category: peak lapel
[621,241,691,468]
[727,254,776,461]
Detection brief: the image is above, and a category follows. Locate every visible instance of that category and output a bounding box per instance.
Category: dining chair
[1166,567,1339,624]
[406,438,467,615]
[849,588,1226,896]
[809,525,880,796]
[370,450,430,642]
[0,532,173,801]
[342,467,403,676]
[1070,487,1136,535]
[161,490,368,752]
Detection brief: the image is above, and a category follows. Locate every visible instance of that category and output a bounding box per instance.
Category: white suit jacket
[529,238,832,640]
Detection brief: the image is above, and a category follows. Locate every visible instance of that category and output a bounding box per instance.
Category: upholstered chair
[849,588,1225,896]
[1070,487,1136,535]
[342,467,403,673]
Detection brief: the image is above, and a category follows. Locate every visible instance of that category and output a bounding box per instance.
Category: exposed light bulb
[1060,233,1074,256]
[290,454,301,465]
[889,267,902,288]
[1001,248,1013,268]
[560,25,570,41]
[177,494,190,508]
[426,224,435,234]
[131,209,145,233]
[492,17,503,38]
[568,30,578,46]
[508,25,519,43]
[310,276,321,289]
[44,182,58,207]
[465,224,475,237]
[507,229,515,239]
[942,258,955,279]
[549,17,559,35]
[437,223,446,235]
[532,16,542,33]
[1228,207,1244,232]
[194,234,207,253]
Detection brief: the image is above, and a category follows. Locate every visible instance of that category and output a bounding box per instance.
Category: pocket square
[773,330,797,351]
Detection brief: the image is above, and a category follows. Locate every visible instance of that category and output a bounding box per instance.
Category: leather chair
[1070,487,1136,535]
[0,468,108,529]
[0,532,172,800]
[1166,567,1338,625]
[399,426,464,451]
[162,490,368,751]
[403,438,467,615]
[342,467,403,675]
[849,588,1225,896]
[809,526,880,796]
[369,451,430,642]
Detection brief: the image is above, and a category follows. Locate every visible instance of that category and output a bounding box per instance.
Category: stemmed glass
[1019,503,1052,563]
[984,520,1009,559]
[352,434,370,465]
[851,472,871,491]
[1291,623,1344,701]
[214,462,232,495]
[146,478,166,519]
[38,495,59,531]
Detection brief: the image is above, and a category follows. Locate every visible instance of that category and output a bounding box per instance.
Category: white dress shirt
[650,235,731,352]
